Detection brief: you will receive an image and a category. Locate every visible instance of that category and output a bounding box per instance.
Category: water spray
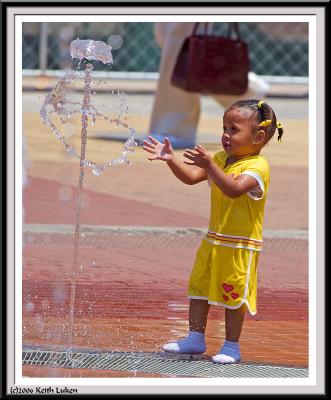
[40,38,137,355]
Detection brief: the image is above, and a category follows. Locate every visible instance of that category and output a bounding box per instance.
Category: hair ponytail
[276,122,284,142]
[257,101,272,128]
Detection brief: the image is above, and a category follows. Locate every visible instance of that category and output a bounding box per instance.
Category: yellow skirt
[187,239,260,315]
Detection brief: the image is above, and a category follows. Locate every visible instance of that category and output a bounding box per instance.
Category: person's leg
[225,304,246,341]
[163,299,210,353]
[212,304,246,364]
[189,298,210,333]
[148,23,200,149]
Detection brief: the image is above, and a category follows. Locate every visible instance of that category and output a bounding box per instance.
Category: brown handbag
[171,22,250,95]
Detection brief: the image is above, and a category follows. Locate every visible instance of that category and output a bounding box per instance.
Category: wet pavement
[22,227,308,376]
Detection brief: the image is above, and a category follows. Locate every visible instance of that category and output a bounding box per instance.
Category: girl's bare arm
[142,136,207,185]
[184,145,262,198]
[166,157,207,185]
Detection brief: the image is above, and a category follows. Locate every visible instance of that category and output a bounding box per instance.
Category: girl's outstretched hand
[183,145,212,169]
[142,136,174,162]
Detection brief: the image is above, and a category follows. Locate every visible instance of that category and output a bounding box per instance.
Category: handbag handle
[227,22,241,41]
[192,22,242,41]
[192,22,209,35]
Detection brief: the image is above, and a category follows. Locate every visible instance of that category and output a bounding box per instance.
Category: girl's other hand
[183,145,212,169]
[142,136,174,162]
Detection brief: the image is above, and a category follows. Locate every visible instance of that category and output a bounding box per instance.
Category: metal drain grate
[22,349,309,378]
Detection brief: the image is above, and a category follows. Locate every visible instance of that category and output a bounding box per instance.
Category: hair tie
[257,100,264,109]
[259,119,272,127]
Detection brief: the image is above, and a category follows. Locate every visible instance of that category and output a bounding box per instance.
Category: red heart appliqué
[231,292,239,300]
[223,295,229,302]
[222,283,234,293]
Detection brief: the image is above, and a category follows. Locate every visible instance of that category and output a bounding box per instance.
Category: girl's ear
[254,129,266,144]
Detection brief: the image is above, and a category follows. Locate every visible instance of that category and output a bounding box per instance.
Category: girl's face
[222,108,258,157]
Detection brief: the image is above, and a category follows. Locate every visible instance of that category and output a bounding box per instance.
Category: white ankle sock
[163,331,206,354]
[212,340,241,364]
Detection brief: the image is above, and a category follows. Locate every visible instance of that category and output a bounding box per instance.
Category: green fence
[22,22,308,77]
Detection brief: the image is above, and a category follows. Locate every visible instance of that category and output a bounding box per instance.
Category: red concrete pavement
[22,173,308,377]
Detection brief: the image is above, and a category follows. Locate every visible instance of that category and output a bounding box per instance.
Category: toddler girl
[142,99,283,364]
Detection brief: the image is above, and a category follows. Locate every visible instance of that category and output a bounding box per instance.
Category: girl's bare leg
[163,299,210,353]
[225,304,246,341]
[189,299,210,333]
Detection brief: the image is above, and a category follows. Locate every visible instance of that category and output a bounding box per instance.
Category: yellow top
[206,151,270,251]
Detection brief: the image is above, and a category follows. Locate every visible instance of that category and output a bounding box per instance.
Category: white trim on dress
[207,299,257,315]
[187,295,209,301]
[207,231,263,243]
[204,237,262,252]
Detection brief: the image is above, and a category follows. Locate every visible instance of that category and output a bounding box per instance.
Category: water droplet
[107,34,124,50]
[25,302,34,313]
[92,167,102,176]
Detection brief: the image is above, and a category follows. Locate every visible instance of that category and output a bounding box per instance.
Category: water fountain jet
[40,38,137,356]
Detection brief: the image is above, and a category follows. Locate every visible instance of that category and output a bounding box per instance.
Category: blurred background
[23,21,308,77]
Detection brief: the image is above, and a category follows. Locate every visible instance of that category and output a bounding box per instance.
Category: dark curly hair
[226,99,284,143]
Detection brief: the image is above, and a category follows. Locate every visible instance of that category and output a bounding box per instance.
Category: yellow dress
[188,151,270,315]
